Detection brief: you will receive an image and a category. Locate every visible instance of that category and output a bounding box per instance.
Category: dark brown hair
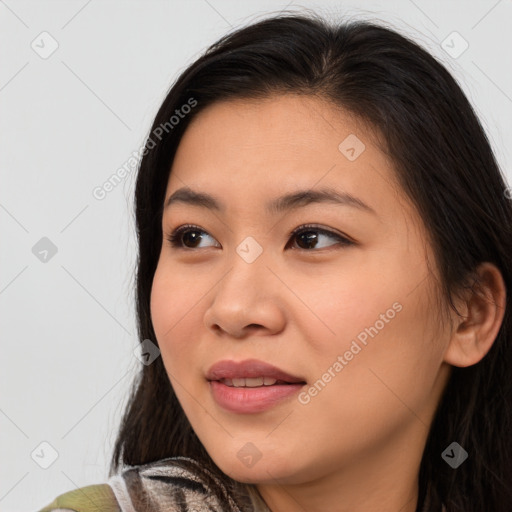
[110,11,512,511]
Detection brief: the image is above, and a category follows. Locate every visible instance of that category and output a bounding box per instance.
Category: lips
[206,359,306,414]
[206,359,305,385]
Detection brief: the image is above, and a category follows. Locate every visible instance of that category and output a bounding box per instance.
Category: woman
[38,10,512,512]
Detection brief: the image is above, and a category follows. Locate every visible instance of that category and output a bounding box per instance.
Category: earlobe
[443,262,507,368]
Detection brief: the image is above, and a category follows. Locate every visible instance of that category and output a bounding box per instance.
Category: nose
[203,249,286,339]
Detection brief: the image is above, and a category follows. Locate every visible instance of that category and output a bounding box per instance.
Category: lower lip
[209,380,305,413]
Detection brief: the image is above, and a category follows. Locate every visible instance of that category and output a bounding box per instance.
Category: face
[150,94,453,488]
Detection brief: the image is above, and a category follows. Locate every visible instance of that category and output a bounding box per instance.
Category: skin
[150,94,506,512]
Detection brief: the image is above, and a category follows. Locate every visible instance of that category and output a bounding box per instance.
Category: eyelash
[165,223,354,251]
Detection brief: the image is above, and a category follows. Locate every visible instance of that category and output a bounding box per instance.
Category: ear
[443,262,507,368]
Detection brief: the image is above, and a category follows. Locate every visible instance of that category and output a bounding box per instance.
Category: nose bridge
[204,234,283,336]
[224,209,270,275]
[222,233,270,299]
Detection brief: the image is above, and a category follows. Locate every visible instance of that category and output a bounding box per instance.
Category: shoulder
[37,483,120,512]
[37,457,251,512]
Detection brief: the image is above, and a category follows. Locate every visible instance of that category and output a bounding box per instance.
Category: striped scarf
[108,456,252,511]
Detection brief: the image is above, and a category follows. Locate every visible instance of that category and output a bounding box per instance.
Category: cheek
[300,256,443,408]
[296,295,443,458]
[293,256,416,357]
[150,265,199,367]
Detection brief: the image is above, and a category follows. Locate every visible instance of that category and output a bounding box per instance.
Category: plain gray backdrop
[1,1,511,510]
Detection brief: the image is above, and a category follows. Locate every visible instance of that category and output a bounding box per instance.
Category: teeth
[245,377,264,387]
[221,377,279,387]
[232,378,248,387]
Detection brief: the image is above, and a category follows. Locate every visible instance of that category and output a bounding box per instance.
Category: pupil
[299,231,317,249]
[184,231,201,247]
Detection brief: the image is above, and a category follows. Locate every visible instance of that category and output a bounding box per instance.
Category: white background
[1,1,511,510]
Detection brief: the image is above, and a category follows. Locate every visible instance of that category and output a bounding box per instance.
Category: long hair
[110,11,512,511]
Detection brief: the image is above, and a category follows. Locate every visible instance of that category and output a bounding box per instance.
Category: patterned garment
[38,456,252,512]
[37,456,446,512]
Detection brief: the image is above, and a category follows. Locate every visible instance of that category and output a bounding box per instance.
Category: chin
[210,449,299,484]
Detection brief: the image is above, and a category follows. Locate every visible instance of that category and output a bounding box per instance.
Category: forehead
[165,94,415,225]
[174,94,377,163]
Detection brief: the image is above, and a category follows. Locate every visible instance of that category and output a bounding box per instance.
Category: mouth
[206,359,306,413]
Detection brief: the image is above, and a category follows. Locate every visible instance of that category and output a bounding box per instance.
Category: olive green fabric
[37,483,120,512]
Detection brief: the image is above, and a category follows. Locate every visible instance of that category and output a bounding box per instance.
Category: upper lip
[206,359,306,383]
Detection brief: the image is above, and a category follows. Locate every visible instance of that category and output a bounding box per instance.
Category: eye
[165,223,354,251]
[287,224,354,250]
[166,224,220,249]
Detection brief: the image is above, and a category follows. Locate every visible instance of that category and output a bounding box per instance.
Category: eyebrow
[164,186,376,216]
